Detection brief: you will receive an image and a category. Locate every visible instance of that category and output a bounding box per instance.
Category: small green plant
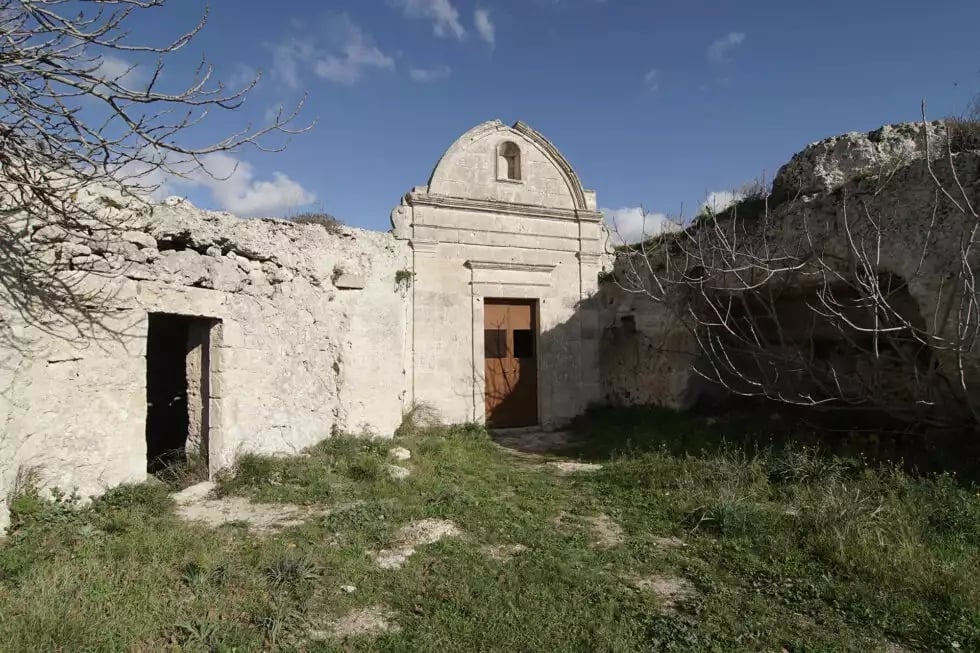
[172,618,220,650]
[394,401,441,438]
[264,555,321,590]
[288,211,343,234]
[152,448,209,491]
[331,265,344,285]
[395,268,415,292]
[181,561,230,592]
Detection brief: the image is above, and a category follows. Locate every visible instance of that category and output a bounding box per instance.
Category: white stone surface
[388,446,411,461]
[372,518,461,569]
[385,464,411,480]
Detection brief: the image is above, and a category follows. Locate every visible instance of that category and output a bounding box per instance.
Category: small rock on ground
[547,461,603,474]
[310,605,400,639]
[482,543,528,562]
[389,446,412,461]
[373,518,461,569]
[386,464,411,480]
[171,480,216,505]
[632,574,694,611]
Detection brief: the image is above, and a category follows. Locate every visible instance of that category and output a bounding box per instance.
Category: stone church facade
[392,120,606,428]
[0,120,610,528]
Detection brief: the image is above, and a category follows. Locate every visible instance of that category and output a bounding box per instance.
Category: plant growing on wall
[394,269,415,292]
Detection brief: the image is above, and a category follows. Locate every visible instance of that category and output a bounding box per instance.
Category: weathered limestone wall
[0,190,411,529]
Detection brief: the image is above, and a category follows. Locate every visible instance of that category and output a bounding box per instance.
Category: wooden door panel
[484,299,537,428]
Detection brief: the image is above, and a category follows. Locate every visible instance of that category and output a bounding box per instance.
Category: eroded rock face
[603,123,980,425]
[771,121,947,201]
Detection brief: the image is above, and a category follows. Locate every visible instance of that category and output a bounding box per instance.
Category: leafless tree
[609,110,980,432]
[0,0,308,345]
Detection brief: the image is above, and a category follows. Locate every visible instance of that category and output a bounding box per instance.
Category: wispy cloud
[474,8,495,46]
[194,153,315,216]
[643,68,660,91]
[392,0,466,40]
[268,15,394,87]
[602,207,680,245]
[707,31,745,63]
[133,151,314,217]
[703,190,743,213]
[409,64,452,82]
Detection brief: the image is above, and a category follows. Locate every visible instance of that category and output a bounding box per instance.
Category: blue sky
[112,0,980,237]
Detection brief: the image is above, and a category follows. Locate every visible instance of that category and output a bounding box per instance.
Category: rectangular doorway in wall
[484,299,538,428]
[145,313,219,477]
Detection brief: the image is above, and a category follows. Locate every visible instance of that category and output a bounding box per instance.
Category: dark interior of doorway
[145,313,214,477]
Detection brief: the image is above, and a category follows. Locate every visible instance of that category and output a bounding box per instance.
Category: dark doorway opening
[145,313,216,476]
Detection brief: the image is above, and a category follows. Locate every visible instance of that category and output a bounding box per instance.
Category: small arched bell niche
[496,141,522,182]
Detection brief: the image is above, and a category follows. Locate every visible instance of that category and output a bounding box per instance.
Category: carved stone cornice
[410,239,439,254]
[465,260,557,273]
[407,191,602,223]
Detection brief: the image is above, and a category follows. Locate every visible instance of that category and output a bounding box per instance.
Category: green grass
[1,412,978,652]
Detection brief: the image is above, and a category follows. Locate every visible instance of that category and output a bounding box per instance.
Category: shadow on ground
[559,402,980,484]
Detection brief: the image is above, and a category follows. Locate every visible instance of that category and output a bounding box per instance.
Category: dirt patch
[310,605,400,640]
[373,518,461,570]
[172,481,314,533]
[632,574,694,611]
[482,543,528,562]
[651,536,685,549]
[553,512,625,548]
[547,461,604,474]
[586,514,625,548]
[884,644,913,653]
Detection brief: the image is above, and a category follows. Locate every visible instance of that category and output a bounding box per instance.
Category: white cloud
[702,190,743,213]
[602,207,680,245]
[707,31,745,63]
[93,54,146,87]
[409,65,452,82]
[129,152,314,217]
[269,16,393,87]
[474,8,495,46]
[643,68,660,91]
[392,0,466,40]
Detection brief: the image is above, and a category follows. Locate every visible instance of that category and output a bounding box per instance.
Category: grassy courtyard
[0,408,977,651]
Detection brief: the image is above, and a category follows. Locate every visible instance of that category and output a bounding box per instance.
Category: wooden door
[484,300,538,427]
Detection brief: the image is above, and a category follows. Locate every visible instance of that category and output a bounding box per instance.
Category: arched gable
[425,120,589,211]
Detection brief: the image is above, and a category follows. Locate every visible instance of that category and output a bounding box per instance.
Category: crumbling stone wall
[601,123,980,422]
[0,189,411,529]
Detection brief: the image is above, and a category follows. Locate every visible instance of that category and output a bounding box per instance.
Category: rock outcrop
[603,121,980,427]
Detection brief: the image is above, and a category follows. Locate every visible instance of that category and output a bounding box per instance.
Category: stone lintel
[407,192,602,224]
